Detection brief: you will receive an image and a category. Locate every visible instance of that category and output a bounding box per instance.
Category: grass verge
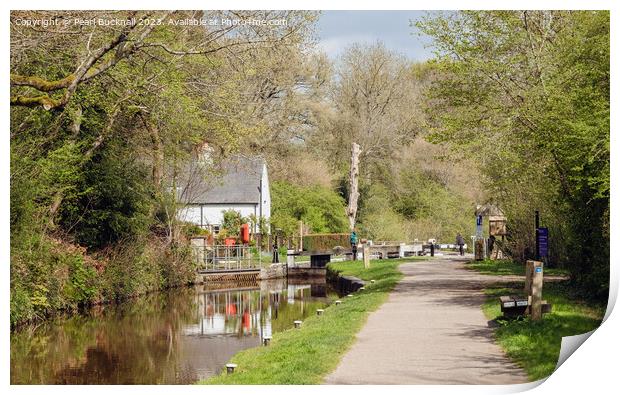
[472,261,604,381]
[466,258,569,277]
[200,258,422,384]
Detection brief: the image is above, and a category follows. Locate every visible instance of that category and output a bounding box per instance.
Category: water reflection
[11,279,331,384]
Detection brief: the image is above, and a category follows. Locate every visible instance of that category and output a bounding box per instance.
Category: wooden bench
[499,295,552,318]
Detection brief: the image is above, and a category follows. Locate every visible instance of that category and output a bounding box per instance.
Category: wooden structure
[475,203,507,260]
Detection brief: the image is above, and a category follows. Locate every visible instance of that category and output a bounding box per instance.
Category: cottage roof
[179,155,266,205]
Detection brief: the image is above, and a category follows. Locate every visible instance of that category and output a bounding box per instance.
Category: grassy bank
[10,234,196,327]
[200,258,423,384]
[466,258,569,277]
[470,261,604,381]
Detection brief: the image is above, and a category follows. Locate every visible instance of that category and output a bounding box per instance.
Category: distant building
[177,155,271,235]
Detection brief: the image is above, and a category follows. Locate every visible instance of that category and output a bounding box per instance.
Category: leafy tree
[9,10,321,325]
[416,11,609,298]
[270,181,348,236]
[221,210,248,238]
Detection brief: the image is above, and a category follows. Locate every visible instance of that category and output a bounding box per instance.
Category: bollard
[294,320,302,328]
[226,363,237,374]
[316,309,324,316]
[347,294,354,297]
[262,336,272,346]
[358,287,365,291]
[370,280,375,283]
[335,300,341,305]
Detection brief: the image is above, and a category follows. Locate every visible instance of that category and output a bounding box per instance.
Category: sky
[316,10,435,62]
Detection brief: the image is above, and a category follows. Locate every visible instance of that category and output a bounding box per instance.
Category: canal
[10,278,334,384]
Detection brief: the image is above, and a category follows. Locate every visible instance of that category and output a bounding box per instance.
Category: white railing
[192,244,263,271]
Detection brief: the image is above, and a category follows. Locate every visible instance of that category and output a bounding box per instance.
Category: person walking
[272,234,279,263]
[456,233,465,256]
[350,230,358,261]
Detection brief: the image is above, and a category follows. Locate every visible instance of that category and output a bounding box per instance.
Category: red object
[241,223,250,244]
[224,237,236,246]
[226,303,237,316]
[242,310,251,330]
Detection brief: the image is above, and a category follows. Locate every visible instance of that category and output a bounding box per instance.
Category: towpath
[325,256,530,384]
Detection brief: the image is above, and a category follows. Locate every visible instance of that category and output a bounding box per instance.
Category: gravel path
[325,256,530,385]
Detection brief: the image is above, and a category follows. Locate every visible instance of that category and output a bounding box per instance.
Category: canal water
[10,279,333,384]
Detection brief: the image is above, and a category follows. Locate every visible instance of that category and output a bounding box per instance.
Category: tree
[417,11,609,298]
[314,42,425,228]
[270,181,348,236]
[9,10,321,324]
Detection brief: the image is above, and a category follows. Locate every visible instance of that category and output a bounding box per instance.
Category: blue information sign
[537,227,549,258]
[476,215,483,237]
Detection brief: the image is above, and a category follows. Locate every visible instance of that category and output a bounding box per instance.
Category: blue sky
[316,10,435,62]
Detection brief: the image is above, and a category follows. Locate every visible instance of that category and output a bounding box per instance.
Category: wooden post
[363,242,370,269]
[524,261,533,295]
[299,220,304,251]
[525,260,544,320]
[347,142,361,230]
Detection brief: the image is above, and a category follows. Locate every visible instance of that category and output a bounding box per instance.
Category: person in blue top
[350,230,358,261]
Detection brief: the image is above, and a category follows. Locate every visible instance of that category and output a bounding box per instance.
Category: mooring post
[363,242,370,269]
[226,363,237,374]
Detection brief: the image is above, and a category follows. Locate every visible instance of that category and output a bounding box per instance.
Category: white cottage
[177,155,271,235]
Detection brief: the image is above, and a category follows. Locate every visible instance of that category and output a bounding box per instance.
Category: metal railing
[193,244,263,272]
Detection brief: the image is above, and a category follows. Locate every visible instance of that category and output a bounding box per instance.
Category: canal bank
[200,258,424,384]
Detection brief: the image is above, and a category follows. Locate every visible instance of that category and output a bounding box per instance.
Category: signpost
[476,215,483,237]
[537,227,549,259]
[474,215,484,260]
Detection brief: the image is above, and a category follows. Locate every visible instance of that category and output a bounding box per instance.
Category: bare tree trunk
[347,142,361,231]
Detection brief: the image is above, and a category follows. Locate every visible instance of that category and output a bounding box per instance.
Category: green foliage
[248,214,269,236]
[59,140,154,249]
[221,209,247,237]
[302,233,350,252]
[271,180,348,236]
[357,168,473,243]
[182,222,211,237]
[64,255,97,306]
[10,285,34,328]
[417,11,609,298]
[358,190,406,241]
[10,233,196,327]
